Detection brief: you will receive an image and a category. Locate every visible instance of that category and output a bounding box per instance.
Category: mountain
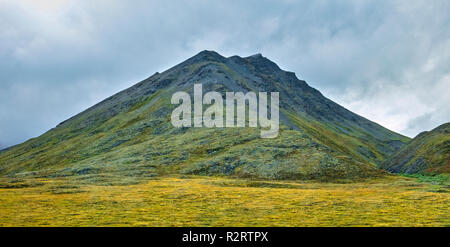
[382,122,450,174]
[0,51,409,181]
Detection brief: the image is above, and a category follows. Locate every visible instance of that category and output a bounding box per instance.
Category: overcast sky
[1,0,449,148]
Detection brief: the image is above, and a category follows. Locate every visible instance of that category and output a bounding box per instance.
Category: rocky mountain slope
[382,122,449,174]
[0,51,410,181]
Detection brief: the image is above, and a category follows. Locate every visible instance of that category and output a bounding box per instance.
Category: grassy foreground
[0,175,448,226]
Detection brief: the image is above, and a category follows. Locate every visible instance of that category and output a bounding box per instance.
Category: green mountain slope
[0,51,409,181]
[382,122,450,174]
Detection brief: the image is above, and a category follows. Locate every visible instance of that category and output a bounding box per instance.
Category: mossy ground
[0,175,448,226]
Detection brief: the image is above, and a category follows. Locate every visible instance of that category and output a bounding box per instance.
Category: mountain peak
[197,50,221,56]
[0,50,411,181]
[243,53,281,75]
[188,50,226,63]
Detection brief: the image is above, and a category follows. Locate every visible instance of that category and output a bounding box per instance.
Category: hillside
[0,51,409,181]
[382,122,450,174]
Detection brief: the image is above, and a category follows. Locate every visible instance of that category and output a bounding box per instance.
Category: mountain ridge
[382,122,450,174]
[0,50,410,181]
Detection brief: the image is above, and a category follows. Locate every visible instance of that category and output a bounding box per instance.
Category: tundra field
[0,175,448,227]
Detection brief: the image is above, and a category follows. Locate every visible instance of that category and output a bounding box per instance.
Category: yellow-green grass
[0,175,448,226]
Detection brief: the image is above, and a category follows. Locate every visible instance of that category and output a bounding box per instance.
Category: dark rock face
[0,50,411,180]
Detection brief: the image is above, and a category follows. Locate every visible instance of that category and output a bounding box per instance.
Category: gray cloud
[1,0,449,146]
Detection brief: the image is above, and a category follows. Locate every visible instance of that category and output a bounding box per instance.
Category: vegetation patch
[0,176,448,226]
